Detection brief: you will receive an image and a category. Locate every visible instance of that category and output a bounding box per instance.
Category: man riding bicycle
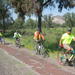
[13,31,22,47]
[59,28,75,53]
[33,30,45,54]
[59,28,75,63]
[0,31,3,44]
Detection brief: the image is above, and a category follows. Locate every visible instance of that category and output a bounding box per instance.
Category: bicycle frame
[36,42,44,55]
[15,38,21,48]
[35,40,49,57]
[58,47,75,66]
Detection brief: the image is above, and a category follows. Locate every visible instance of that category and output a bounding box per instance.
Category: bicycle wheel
[15,39,21,48]
[57,50,74,66]
[72,58,75,67]
[42,48,49,58]
[35,44,41,55]
[57,50,67,65]
[69,55,75,66]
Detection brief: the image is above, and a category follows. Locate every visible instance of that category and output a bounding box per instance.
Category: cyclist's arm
[59,38,64,47]
[41,34,45,41]
[59,39,62,45]
[19,34,22,38]
[13,33,17,38]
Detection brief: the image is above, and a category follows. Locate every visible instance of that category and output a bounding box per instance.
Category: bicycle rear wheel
[42,49,49,58]
[15,39,21,48]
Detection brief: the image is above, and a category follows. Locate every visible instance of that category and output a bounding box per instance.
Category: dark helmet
[67,28,72,32]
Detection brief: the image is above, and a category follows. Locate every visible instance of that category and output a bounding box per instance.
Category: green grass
[21,36,35,50]
[5,38,15,44]
[5,27,75,59]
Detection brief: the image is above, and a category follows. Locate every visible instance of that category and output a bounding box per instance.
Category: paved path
[0,44,75,75]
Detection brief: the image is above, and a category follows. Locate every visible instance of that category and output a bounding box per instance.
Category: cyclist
[33,30,45,54]
[0,31,3,44]
[59,28,75,53]
[59,28,75,62]
[13,31,22,47]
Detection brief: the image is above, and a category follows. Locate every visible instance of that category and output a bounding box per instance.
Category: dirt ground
[0,44,75,75]
[0,49,39,75]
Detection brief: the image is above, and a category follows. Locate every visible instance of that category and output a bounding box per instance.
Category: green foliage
[9,0,35,20]
[0,0,12,32]
[64,13,75,28]
[13,18,24,29]
[4,30,14,37]
[43,15,53,28]
[11,18,37,30]
[24,18,37,29]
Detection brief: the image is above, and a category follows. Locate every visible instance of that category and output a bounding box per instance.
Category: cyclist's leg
[58,48,67,65]
[38,42,42,55]
[63,44,73,51]
[35,41,40,54]
[63,44,75,65]
[15,38,17,45]
[0,37,3,44]
[17,38,21,48]
[0,38,1,44]
[15,38,19,47]
[38,41,46,55]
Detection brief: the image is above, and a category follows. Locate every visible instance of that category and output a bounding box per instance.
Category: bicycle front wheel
[57,50,67,65]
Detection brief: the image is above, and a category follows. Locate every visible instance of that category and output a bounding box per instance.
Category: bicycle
[35,40,49,57]
[15,38,21,48]
[57,47,75,66]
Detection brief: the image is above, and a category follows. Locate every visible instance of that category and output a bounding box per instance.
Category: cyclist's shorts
[0,37,2,42]
[63,44,73,51]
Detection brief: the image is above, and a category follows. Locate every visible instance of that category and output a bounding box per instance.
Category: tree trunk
[38,11,42,32]
[2,16,5,33]
[18,12,25,22]
[37,3,42,33]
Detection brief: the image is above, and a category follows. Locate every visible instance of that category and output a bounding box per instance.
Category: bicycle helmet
[67,28,72,32]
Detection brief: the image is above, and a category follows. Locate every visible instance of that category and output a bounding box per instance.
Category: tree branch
[42,0,51,7]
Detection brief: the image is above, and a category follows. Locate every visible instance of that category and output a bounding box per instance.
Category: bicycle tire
[15,39,21,48]
[57,49,75,66]
[35,44,41,55]
[57,50,67,65]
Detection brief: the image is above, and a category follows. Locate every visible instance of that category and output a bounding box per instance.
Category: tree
[43,15,53,28]
[9,0,75,32]
[9,0,35,21]
[0,0,12,33]
[34,0,75,32]
[25,18,37,29]
[12,18,23,30]
[64,13,75,28]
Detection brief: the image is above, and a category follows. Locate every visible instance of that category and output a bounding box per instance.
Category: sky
[43,6,75,16]
[10,6,75,20]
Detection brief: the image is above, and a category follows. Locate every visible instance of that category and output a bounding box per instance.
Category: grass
[5,38,14,44]
[5,27,75,59]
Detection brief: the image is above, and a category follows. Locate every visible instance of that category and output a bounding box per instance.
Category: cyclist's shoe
[59,56,67,65]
